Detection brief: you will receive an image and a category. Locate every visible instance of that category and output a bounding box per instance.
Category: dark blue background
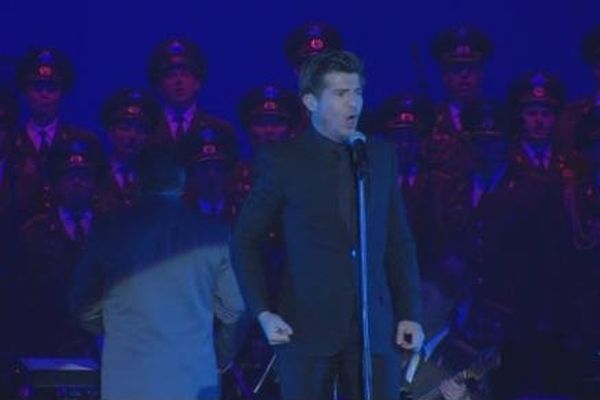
[1,0,598,135]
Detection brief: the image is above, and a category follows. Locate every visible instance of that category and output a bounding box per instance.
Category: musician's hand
[439,378,469,400]
[258,311,293,345]
[396,320,424,351]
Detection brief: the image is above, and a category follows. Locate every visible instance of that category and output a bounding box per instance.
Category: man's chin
[338,130,356,142]
[170,95,194,106]
[457,90,476,100]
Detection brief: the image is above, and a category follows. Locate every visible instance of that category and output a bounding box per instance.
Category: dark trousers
[274,324,401,400]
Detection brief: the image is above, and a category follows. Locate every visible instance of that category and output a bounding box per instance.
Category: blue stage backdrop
[0,0,598,139]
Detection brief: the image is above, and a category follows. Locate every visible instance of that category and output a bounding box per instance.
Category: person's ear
[302,93,318,113]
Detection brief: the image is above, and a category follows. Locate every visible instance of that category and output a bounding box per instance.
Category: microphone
[346,132,368,178]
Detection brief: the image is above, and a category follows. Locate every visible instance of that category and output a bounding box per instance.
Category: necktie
[536,150,546,170]
[174,114,185,139]
[72,215,86,245]
[451,107,462,132]
[39,129,50,159]
[123,170,135,193]
[479,179,492,206]
[116,166,134,192]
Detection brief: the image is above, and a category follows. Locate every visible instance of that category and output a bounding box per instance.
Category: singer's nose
[348,93,362,109]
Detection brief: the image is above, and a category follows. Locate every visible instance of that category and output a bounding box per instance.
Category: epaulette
[20,213,50,232]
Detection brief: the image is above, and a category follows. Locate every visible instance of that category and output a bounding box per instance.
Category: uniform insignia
[38,65,54,78]
[309,38,324,51]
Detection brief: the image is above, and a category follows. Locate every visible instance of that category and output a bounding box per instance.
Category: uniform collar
[474,164,507,192]
[26,118,59,149]
[165,103,197,124]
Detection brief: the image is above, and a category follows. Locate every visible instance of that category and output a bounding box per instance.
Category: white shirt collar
[521,140,551,168]
[26,118,59,151]
[165,103,197,137]
[448,102,463,132]
[110,159,135,189]
[472,165,507,207]
[58,207,93,241]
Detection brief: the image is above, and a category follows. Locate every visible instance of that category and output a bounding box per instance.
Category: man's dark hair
[298,50,365,97]
[137,142,185,194]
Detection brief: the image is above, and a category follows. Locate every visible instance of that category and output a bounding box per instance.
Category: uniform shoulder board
[431,169,453,180]
[201,112,234,134]
[20,213,50,233]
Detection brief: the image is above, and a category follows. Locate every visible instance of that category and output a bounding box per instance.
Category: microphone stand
[350,138,372,400]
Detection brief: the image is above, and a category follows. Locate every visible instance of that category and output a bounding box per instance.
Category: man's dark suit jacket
[231,128,422,356]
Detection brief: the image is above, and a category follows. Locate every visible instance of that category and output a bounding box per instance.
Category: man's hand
[439,378,469,400]
[258,311,293,345]
[396,320,424,351]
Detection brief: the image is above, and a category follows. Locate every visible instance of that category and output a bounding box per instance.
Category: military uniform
[16,136,103,357]
[438,101,520,317]
[230,82,301,281]
[179,126,238,223]
[96,88,159,213]
[10,48,99,223]
[557,27,600,152]
[373,93,438,269]
[426,26,494,178]
[558,96,600,154]
[562,174,600,349]
[490,72,578,397]
[148,38,235,147]
[11,124,98,221]
[228,161,253,222]
[154,108,235,149]
[0,90,21,361]
[0,90,18,220]
[0,90,18,239]
[506,72,570,190]
[568,104,600,253]
[18,211,95,356]
[561,106,600,389]
[283,22,343,73]
[507,72,571,326]
[231,83,304,216]
[238,83,303,150]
